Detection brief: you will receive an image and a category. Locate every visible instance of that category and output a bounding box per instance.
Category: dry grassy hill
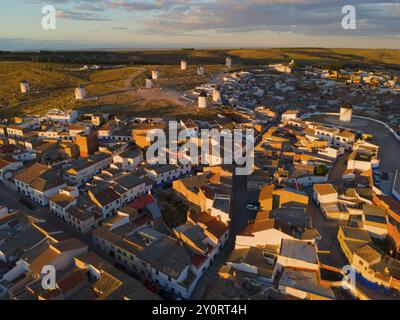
[0,61,228,118]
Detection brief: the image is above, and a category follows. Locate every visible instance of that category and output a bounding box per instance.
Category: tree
[315,164,328,176]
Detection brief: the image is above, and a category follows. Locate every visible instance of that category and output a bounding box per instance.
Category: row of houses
[0,211,159,300]
[92,197,229,299]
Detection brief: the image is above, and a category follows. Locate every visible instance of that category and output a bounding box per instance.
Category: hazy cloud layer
[138,0,400,37]
[28,0,400,37]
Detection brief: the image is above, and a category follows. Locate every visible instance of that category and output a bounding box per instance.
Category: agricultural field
[223,48,400,66]
[2,48,400,67]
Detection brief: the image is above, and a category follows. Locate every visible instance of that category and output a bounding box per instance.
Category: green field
[0,48,399,118]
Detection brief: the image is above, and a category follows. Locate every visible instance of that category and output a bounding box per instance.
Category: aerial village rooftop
[0,58,400,301]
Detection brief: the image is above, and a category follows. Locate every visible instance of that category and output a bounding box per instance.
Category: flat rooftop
[280,239,318,264]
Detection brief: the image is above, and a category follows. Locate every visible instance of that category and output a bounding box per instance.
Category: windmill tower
[181,59,188,70]
[20,80,30,93]
[226,57,232,68]
[152,70,160,80]
[198,91,208,109]
[339,103,353,123]
[197,66,205,76]
[213,87,222,103]
[145,75,153,89]
[75,85,86,100]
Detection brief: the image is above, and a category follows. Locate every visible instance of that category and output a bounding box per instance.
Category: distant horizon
[3,46,400,53]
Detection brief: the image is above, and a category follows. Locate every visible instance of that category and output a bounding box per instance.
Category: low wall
[300,112,400,143]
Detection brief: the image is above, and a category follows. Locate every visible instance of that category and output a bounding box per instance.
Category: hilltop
[0,61,228,118]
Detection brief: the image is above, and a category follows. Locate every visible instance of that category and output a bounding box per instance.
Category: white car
[246,204,259,211]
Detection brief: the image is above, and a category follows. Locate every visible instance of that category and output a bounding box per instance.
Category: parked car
[246,204,259,211]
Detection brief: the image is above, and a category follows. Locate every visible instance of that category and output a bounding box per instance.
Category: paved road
[0,185,26,210]
[356,281,400,300]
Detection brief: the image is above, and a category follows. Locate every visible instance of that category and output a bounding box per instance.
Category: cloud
[106,0,190,11]
[29,0,400,38]
[36,0,190,12]
[57,9,111,21]
[113,26,129,30]
[136,0,400,37]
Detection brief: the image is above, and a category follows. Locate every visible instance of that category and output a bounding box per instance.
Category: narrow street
[191,173,251,299]
[2,174,252,300]
[191,130,265,299]
[305,187,347,268]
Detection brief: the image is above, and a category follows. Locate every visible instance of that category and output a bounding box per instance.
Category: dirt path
[123,67,147,88]
[136,87,191,107]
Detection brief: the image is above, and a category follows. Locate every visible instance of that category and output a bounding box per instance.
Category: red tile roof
[191,254,208,268]
[129,194,155,210]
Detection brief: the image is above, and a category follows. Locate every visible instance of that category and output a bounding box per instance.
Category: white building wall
[235,229,294,249]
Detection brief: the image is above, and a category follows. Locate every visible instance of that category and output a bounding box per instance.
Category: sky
[0,0,399,50]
